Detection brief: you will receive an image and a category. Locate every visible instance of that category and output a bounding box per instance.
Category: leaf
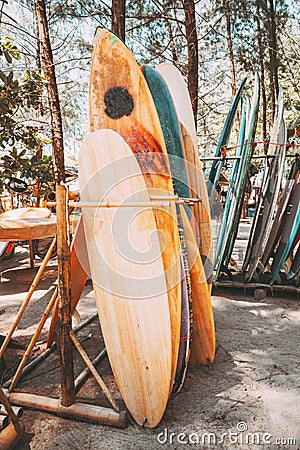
[7,71,13,84]
[4,50,12,64]
[0,71,7,84]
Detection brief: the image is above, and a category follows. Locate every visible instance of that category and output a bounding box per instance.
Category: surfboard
[178,204,215,365]
[214,96,247,268]
[155,62,213,283]
[180,124,214,285]
[262,156,300,269]
[90,29,181,387]
[288,233,300,280]
[244,89,286,281]
[270,175,300,285]
[215,72,260,280]
[142,66,215,366]
[207,77,247,196]
[172,250,190,394]
[79,129,172,428]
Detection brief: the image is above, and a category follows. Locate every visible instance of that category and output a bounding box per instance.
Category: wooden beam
[4,391,128,428]
[56,185,75,407]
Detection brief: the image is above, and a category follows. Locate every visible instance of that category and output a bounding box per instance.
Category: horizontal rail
[201,153,298,162]
[47,197,203,209]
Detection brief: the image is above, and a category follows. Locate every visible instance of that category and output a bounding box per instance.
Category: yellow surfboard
[179,204,215,365]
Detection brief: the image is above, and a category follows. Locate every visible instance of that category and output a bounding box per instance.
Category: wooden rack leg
[69,331,119,412]
[56,184,75,407]
[4,390,127,428]
[0,236,57,362]
[9,289,58,392]
[0,387,24,447]
[28,240,35,268]
[2,313,98,389]
[74,348,107,393]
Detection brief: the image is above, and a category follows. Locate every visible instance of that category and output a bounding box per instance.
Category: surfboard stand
[213,280,300,299]
[0,186,128,431]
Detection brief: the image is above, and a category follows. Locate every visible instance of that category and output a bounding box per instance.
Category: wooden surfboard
[89,28,181,386]
[79,129,172,428]
[179,204,215,365]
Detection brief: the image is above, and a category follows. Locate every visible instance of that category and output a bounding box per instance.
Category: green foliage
[0,147,53,197]
[0,36,53,197]
[0,65,46,150]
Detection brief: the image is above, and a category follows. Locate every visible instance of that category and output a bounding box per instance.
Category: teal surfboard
[215,73,260,280]
[142,65,190,201]
[207,77,247,197]
[288,232,300,280]
[214,96,247,268]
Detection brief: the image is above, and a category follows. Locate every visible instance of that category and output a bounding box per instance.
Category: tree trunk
[111,0,126,42]
[255,0,267,153]
[34,0,74,407]
[182,0,199,130]
[267,0,279,119]
[223,0,236,96]
[34,26,43,206]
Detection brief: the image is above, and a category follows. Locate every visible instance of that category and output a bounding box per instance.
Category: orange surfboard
[179,204,215,365]
[47,217,89,347]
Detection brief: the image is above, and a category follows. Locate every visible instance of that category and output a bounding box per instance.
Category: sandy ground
[0,244,300,449]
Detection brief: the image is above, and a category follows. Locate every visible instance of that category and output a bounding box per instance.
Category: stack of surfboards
[211,80,299,286]
[78,28,215,428]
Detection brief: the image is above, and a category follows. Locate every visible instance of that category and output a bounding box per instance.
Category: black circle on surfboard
[104,87,134,119]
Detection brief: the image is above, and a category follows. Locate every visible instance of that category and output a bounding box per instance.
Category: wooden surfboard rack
[1,186,206,431]
[46,196,203,209]
[0,186,128,435]
[213,280,300,299]
[0,386,25,450]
